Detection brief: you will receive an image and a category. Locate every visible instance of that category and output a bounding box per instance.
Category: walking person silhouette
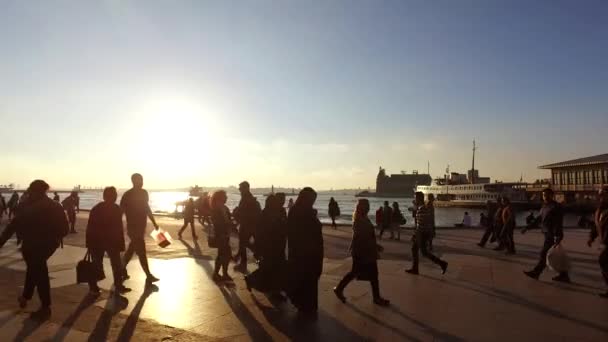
[121,173,160,284]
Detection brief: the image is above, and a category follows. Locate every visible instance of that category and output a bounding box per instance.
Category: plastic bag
[150,228,173,248]
[546,243,570,272]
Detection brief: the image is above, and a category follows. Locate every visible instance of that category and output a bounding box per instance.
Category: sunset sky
[1,1,607,190]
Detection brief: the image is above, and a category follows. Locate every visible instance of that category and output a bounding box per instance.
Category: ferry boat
[189,185,204,197]
[416,180,535,208]
[0,184,14,193]
[415,140,538,209]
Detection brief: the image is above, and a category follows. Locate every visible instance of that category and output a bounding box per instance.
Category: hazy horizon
[1,1,607,190]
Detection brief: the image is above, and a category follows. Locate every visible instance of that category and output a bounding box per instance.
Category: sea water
[2,191,581,228]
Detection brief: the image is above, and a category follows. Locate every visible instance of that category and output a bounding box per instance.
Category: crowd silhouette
[0,174,607,327]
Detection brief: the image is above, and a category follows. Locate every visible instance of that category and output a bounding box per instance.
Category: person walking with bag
[86,187,131,295]
[588,186,608,298]
[121,173,160,284]
[523,188,570,282]
[406,192,448,275]
[334,199,390,306]
[0,180,69,320]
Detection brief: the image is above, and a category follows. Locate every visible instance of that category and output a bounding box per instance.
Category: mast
[471,140,477,184]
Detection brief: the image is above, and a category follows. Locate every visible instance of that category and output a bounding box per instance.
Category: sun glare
[129,95,224,181]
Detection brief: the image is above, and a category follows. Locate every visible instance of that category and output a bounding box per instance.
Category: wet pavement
[0,214,607,341]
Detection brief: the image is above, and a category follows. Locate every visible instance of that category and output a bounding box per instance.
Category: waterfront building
[539,153,608,201]
[376,167,432,197]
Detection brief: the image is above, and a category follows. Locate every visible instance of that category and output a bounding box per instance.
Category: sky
[1,0,607,190]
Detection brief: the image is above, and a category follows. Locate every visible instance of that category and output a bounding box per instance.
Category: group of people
[477,196,517,255]
[475,187,608,296]
[0,174,161,320]
[0,191,22,223]
[376,201,406,240]
[207,183,325,314]
[1,177,607,323]
[1,190,81,235]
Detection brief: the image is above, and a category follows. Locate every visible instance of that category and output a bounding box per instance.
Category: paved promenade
[0,214,607,341]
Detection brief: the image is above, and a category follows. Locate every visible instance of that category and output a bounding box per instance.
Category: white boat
[415,140,536,208]
[416,180,532,208]
[0,184,14,193]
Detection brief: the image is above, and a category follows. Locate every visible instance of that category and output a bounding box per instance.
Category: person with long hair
[287,187,323,315]
[0,180,69,320]
[210,190,234,282]
[334,199,390,306]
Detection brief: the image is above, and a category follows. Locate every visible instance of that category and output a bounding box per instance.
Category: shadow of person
[341,302,426,341]
[216,286,274,341]
[13,315,46,341]
[115,284,158,342]
[387,306,466,341]
[421,274,608,335]
[251,295,367,342]
[88,295,129,342]
[50,294,99,341]
[179,239,211,260]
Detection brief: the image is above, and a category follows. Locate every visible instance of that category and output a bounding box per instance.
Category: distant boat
[189,185,204,197]
[264,185,275,197]
[0,184,14,193]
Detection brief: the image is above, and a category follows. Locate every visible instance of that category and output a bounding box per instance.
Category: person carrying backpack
[0,180,69,320]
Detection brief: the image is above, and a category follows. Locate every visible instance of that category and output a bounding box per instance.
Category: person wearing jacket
[492,201,505,251]
[333,199,390,306]
[86,186,130,295]
[406,192,448,275]
[501,197,516,255]
[178,198,197,239]
[523,188,570,282]
[391,202,405,241]
[378,201,393,239]
[233,181,262,271]
[588,186,608,298]
[328,197,341,229]
[286,187,323,315]
[210,190,234,282]
[61,191,80,234]
[0,180,69,320]
[245,193,288,296]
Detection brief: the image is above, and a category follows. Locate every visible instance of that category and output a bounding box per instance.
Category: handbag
[76,250,105,284]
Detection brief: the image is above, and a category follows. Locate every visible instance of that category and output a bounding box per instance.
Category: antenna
[471,140,477,184]
[427,161,430,175]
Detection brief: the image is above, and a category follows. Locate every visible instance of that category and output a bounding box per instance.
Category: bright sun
[130,94,223,181]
